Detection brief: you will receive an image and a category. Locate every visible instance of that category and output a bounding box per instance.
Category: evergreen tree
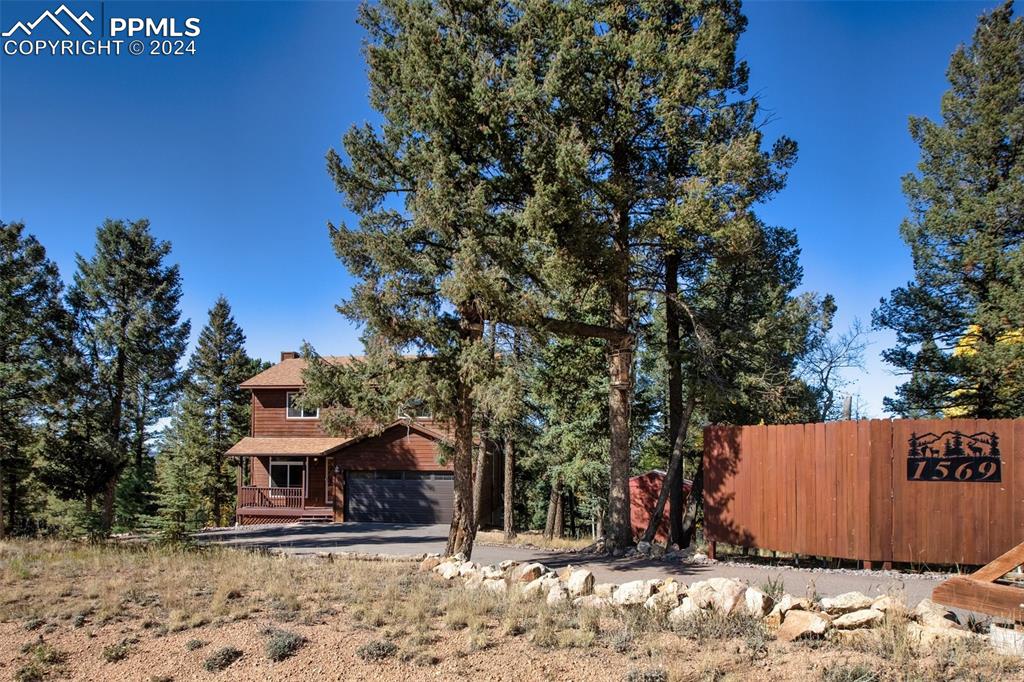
[0,222,67,537]
[63,219,190,533]
[874,2,1024,418]
[156,296,260,535]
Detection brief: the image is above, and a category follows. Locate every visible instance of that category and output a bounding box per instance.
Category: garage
[345,471,454,524]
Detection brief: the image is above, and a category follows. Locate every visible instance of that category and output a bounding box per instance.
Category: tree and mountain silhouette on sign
[907,431,1001,459]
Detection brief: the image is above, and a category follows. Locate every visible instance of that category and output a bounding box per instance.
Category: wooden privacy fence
[703,419,1024,567]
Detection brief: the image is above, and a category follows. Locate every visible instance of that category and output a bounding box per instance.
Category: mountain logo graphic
[2,4,94,37]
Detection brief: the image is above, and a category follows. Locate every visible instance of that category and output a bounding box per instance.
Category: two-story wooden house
[227,352,500,526]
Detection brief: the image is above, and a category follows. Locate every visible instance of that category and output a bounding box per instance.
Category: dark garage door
[346,471,454,523]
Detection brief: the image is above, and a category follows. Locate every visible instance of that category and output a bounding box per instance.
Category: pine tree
[874,2,1024,418]
[64,219,190,533]
[0,222,67,537]
[156,296,259,535]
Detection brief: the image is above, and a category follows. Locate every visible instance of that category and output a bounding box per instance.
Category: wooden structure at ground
[933,541,1024,622]
[703,419,1023,567]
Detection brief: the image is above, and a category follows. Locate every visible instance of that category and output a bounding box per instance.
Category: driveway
[199,522,947,607]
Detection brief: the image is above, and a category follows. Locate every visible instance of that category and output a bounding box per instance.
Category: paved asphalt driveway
[200,522,947,607]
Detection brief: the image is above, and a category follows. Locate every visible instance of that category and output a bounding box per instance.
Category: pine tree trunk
[445,306,481,559]
[502,436,515,541]
[605,140,633,553]
[664,253,685,545]
[472,437,488,529]
[641,394,695,545]
[554,489,565,539]
[678,458,704,548]
[543,477,561,540]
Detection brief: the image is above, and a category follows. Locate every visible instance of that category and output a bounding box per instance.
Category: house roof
[226,436,354,457]
[239,356,358,389]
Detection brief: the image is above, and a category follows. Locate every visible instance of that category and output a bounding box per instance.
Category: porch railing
[238,486,303,509]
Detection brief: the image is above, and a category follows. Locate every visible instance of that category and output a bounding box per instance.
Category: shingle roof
[239,356,358,389]
[226,436,354,456]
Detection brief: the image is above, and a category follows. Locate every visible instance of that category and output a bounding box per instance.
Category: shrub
[264,629,306,662]
[356,640,398,662]
[625,669,668,682]
[184,639,207,651]
[102,641,132,663]
[14,663,45,682]
[820,663,879,682]
[671,609,767,643]
[203,646,243,672]
[23,618,45,631]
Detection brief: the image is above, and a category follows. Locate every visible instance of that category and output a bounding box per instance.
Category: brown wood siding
[252,389,330,437]
[252,457,269,487]
[704,418,1023,566]
[341,429,451,472]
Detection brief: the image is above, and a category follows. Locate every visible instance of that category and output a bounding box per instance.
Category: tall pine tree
[874,2,1024,418]
[0,222,67,537]
[157,296,260,536]
[63,219,190,533]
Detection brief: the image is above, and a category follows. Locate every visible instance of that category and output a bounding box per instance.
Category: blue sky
[0,0,997,416]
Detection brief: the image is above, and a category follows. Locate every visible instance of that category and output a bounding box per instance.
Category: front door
[326,457,344,522]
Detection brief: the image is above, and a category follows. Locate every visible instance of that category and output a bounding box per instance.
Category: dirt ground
[2,540,1021,682]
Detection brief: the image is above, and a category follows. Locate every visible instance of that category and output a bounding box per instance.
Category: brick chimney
[280,351,299,361]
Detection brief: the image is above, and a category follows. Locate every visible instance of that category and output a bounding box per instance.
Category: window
[286,391,319,419]
[405,399,432,419]
[269,458,305,489]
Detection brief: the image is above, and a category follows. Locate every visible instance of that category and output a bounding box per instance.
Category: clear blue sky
[0,0,998,416]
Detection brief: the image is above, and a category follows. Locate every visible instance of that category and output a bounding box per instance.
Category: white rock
[777,610,831,642]
[744,587,774,617]
[482,579,508,596]
[574,595,610,610]
[499,560,517,571]
[870,595,905,614]
[463,573,484,591]
[566,569,595,597]
[833,608,885,630]
[481,565,504,580]
[820,592,874,615]
[908,622,974,649]
[593,583,617,598]
[547,585,569,606]
[911,599,962,630]
[435,561,461,580]
[612,579,657,606]
[451,552,468,563]
[458,562,480,577]
[688,577,747,614]
[667,597,700,627]
[644,591,681,613]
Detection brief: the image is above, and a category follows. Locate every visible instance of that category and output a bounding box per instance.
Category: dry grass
[1,539,1022,681]
[475,530,595,552]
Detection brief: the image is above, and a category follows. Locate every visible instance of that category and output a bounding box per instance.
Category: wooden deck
[236,485,333,523]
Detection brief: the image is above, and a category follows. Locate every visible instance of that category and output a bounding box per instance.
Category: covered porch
[227,437,352,524]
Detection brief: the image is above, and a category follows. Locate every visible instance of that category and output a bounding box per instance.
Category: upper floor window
[286,391,319,419]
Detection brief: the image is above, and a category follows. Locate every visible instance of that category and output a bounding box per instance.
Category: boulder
[833,608,885,630]
[744,587,775,618]
[481,565,504,580]
[911,599,962,630]
[522,574,560,598]
[658,578,684,596]
[636,541,652,556]
[687,577,747,614]
[435,561,462,580]
[644,591,682,613]
[451,552,468,563]
[667,597,700,628]
[510,562,546,583]
[419,557,441,572]
[566,569,595,597]
[547,586,569,607]
[483,579,508,596]
[458,562,480,577]
[612,579,657,606]
[870,595,906,615]
[593,583,618,598]
[765,594,810,627]
[463,573,485,591]
[820,592,874,615]
[777,610,831,642]
[907,622,975,650]
[574,595,610,610]
[499,560,517,571]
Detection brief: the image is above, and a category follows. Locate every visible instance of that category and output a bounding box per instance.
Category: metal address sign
[907,431,1002,483]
